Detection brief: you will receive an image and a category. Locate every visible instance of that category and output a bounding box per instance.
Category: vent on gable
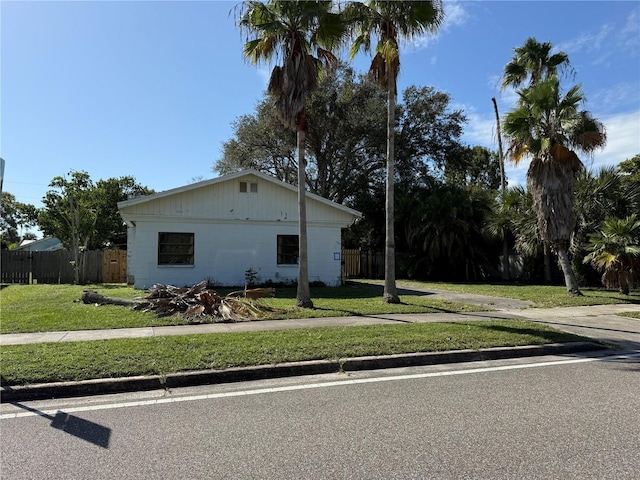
[240,181,258,193]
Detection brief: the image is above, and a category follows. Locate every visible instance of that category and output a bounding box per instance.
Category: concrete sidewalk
[500,304,640,352]
[0,311,521,346]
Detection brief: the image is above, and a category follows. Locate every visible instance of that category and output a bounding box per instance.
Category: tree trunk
[543,241,552,283]
[81,290,139,306]
[618,262,630,295]
[383,83,400,304]
[619,273,630,295]
[501,235,511,281]
[491,97,507,194]
[555,244,582,295]
[296,121,313,308]
[493,98,510,282]
[528,155,582,292]
[70,198,81,285]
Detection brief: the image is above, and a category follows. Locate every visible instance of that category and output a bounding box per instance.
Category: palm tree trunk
[619,272,630,295]
[555,244,582,295]
[384,83,400,304]
[528,156,581,292]
[491,97,507,193]
[618,261,630,295]
[501,235,511,281]
[296,126,313,308]
[543,241,552,283]
[493,98,511,282]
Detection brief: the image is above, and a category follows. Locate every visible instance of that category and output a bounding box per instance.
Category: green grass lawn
[2,281,638,334]
[0,284,181,334]
[388,280,640,308]
[0,282,485,334]
[0,319,588,385]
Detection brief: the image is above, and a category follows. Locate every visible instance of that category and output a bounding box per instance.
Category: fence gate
[341,249,384,279]
[342,249,361,278]
[102,250,127,283]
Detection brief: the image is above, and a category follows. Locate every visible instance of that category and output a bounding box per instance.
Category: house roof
[117,169,362,218]
[14,237,63,252]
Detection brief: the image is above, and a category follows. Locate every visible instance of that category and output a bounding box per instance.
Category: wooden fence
[3,248,380,284]
[0,250,127,284]
[342,249,384,279]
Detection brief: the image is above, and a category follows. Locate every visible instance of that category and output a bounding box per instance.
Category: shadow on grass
[581,289,640,305]
[396,287,434,297]
[268,282,384,300]
[310,306,362,316]
[532,319,640,337]
[316,283,386,299]
[460,321,589,344]
[309,301,470,321]
[216,284,383,301]
[471,322,640,356]
[399,301,460,314]
[94,283,131,290]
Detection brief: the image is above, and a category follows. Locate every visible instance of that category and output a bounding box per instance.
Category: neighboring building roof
[117,169,362,219]
[15,237,63,252]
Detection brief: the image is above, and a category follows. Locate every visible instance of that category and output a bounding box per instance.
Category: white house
[117,170,361,289]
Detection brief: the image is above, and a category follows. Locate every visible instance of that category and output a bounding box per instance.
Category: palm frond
[238,0,346,132]
[348,1,443,88]
[501,37,571,90]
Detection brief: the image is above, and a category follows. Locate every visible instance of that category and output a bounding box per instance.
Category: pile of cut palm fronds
[82,281,278,322]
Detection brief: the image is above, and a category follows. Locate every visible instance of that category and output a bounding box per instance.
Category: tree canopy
[216,65,470,207]
[38,172,153,251]
[0,192,38,249]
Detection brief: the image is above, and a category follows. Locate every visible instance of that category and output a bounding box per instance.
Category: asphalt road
[2,352,639,479]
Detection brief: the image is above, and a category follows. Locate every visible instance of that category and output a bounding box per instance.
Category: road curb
[0,342,606,402]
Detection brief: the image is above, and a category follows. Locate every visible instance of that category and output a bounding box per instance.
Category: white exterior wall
[126,225,136,284]
[128,220,344,289]
[119,171,359,289]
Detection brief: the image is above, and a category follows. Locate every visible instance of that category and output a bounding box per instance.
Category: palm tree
[491,98,510,279]
[237,1,345,307]
[491,98,506,193]
[574,166,640,264]
[503,75,606,295]
[501,37,573,284]
[501,37,571,90]
[575,166,640,238]
[584,215,640,295]
[347,0,443,303]
[486,187,522,280]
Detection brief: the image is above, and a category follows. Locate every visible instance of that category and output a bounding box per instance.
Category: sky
[2,0,639,220]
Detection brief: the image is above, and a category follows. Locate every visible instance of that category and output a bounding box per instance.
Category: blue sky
[2,1,639,217]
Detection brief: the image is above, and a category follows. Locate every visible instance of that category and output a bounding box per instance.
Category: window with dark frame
[277,235,298,265]
[158,232,194,265]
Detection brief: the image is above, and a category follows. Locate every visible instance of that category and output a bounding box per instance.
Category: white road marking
[2,352,638,420]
